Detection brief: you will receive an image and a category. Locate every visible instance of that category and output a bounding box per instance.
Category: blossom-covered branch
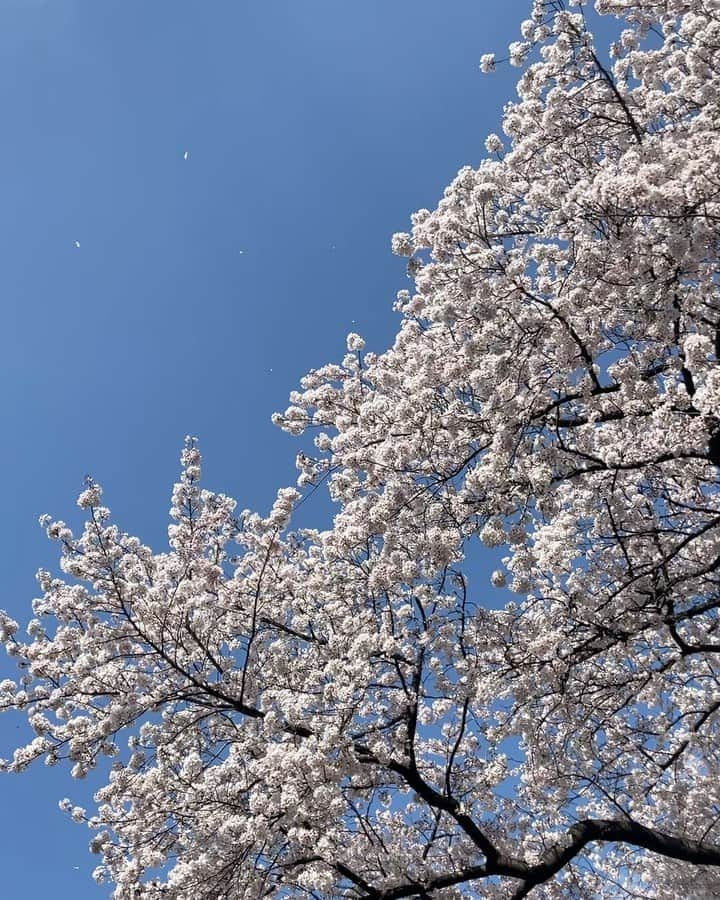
[3,0,720,896]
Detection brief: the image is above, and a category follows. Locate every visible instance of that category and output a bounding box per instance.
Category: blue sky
[0,1,529,896]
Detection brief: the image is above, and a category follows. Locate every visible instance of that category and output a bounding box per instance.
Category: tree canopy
[2,0,720,896]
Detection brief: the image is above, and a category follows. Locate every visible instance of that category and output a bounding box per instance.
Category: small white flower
[491,569,507,588]
[391,232,414,257]
[77,484,102,509]
[484,133,504,154]
[480,53,496,73]
[346,332,365,352]
[508,41,531,67]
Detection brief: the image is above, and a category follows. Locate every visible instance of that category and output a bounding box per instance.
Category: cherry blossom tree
[2,0,720,896]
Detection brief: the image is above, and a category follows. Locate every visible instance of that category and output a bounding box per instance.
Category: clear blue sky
[0,1,528,896]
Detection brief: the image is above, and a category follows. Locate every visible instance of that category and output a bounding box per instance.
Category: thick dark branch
[352,741,499,862]
[336,862,381,896]
[354,818,720,899]
[506,818,720,898]
[362,864,490,899]
[386,758,498,862]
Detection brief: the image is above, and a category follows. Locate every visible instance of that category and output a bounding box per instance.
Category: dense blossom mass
[2,0,720,896]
